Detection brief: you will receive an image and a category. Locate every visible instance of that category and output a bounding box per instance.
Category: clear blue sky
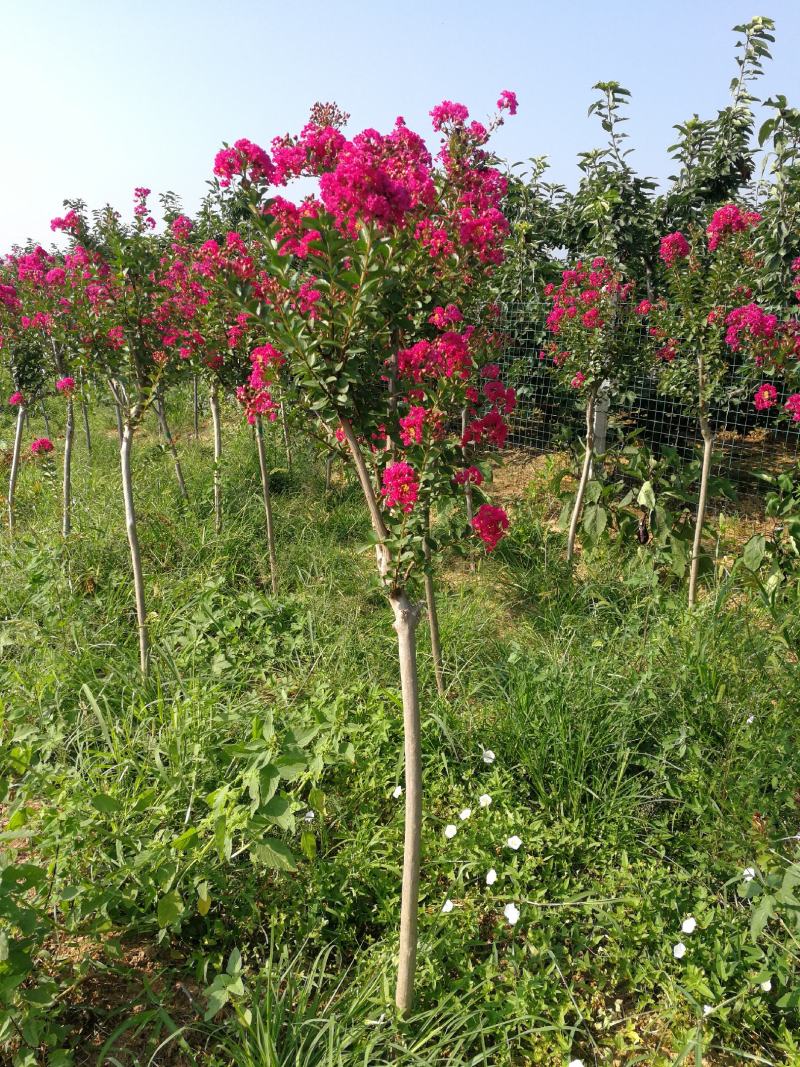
[3,1,798,248]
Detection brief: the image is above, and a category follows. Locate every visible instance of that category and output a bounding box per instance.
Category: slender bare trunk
[324,452,334,492]
[114,402,123,444]
[7,405,25,534]
[391,589,423,1016]
[155,396,189,502]
[566,392,596,563]
[423,513,445,697]
[460,407,474,526]
[209,381,222,532]
[62,395,74,537]
[689,404,714,608]
[193,375,200,440]
[40,401,51,438]
[280,399,292,469]
[79,371,91,454]
[255,417,278,595]
[120,421,149,677]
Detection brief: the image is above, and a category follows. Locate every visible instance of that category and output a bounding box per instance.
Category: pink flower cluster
[56,376,75,395]
[397,331,474,382]
[8,391,24,406]
[399,405,443,446]
[707,203,761,252]
[784,393,800,421]
[724,303,778,356]
[214,138,275,187]
[30,437,54,455]
[454,466,483,486]
[471,504,509,551]
[753,383,778,411]
[659,232,690,268]
[381,461,419,513]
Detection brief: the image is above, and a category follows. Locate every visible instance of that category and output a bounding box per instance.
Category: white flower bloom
[486,867,497,886]
[568,1060,584,1067]
[481,748,496,765]
[444,824,457,839]
[441,899,454,913]
[507,835,522,851]
[742,866,756,882]
[479,793,492,808]
[681,915,697,934]
[303,810,315,823]
[703,1004,713,1016]
[760,979,772,992]
[503,902,520,925]
[673,942,687,959]
[746,714,755,724]
[392,785,403,799]
[459,808,472,821]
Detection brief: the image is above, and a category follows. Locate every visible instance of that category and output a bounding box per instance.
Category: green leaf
[742,534,766,572]
[157,890,184,928]
[90,793,121,815]
[750,894,775,940]
[637,481,656,511]
[250,838,297,871]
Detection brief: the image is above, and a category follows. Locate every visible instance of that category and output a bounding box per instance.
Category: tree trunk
[324,452,334,492]
[155,396,189,502]
[689,407,714,609]
[566,392,596,563]
[40,401,51,438]
[120,421,149,677]
[62,395,74,537]
[423,513,445,698]
[114,401,124,444]
[7,404,25,534]
[460,407,475,526]
[193,375,200,440]
[280,399,292,469]
[390,590,423,1017]
[209,381,222,532]
[79,371,92,454]
[255,416,278,595]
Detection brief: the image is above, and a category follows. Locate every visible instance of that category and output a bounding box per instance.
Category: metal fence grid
[497,301,800,494]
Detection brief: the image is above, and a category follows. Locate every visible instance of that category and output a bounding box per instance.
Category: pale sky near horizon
[2,0,799,249]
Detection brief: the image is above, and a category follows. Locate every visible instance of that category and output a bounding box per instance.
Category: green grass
[1,394,800,1065]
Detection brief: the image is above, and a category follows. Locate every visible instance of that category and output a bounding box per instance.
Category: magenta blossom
[30,437,54,455]
[659,232,690,268]
[55,376,75,395]
[496,90,518,115]
[8,392,24,406]
[381,462,419,513]
[471,504,509,551]
[753,383,778,411]
[784,394,800,422]
[707,203,761,251]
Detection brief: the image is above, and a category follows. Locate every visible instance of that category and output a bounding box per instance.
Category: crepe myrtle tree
[213,91,517,1013]
[0,254,53,534]
[543,257,641,560]
[639,204,795,606]
[54,191,199,675]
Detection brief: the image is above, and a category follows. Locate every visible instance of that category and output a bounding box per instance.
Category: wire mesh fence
[497,301,800,496]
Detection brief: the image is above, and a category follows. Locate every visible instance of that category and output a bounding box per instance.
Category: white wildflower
[742,866,756,882]
[673,942,687,959]
[703,1004,713,1016]
[486,867,497,886]
[441,899,454,914]
[507,835,522,851]
[392,785,403,799]
[303,810,315,823]
[459,808,472,821]
[760,979,772,992]
[681,915,697,934]
[479,793,492,808]
[503,902,520,926]
[481,748,496,765]
[444,824,457,840]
